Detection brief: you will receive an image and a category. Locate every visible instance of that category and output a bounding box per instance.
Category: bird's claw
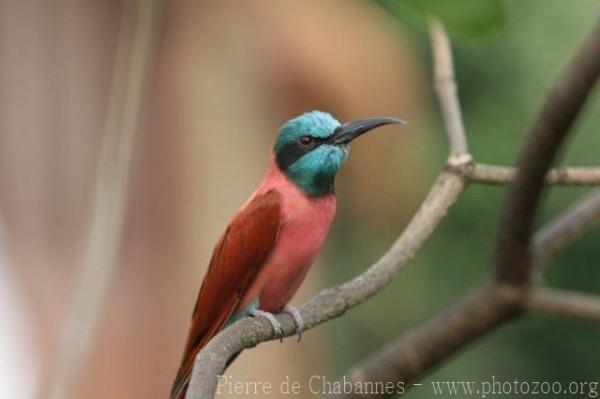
[250,306,304,343]
[254,310,283,341]
[283,305,304,342]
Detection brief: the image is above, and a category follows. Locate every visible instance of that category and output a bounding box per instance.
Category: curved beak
[331,117,405,145]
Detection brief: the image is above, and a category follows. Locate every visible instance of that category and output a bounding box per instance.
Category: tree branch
[343,184,600,392]
[533,190,600,266]
[528,288,600,322]
[430,18,469,157]
[41,2,159,399]
[345,282,522,398]
[495,17,600,286]
[469,164,600,186]
[344,188,600,396]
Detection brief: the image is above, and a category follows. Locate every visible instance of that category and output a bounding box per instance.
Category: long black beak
[330,117,405,145]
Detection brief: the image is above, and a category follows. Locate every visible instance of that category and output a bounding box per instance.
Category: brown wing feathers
[170,190,282,399]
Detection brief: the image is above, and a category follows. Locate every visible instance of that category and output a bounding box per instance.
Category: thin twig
[528,288,600,322]
[495,17,600,286]
[41,2,159,399]
[430,17,469,157]
[470,164,600,186]
[533,190,600,266]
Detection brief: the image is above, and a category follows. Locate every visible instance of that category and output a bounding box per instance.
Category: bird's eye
[299,136,313,145]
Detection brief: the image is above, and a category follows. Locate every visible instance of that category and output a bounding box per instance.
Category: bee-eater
[171,111,403,399]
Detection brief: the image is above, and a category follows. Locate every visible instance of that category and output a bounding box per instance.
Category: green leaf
[378,0,507,37]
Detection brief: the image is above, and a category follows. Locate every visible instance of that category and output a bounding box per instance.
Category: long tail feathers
[170,375,190,399]
[170,302,235,399]
[170,332,215,399]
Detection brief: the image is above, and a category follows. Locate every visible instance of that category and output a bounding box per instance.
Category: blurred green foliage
[378,0,507,37]
[327,1,600,396]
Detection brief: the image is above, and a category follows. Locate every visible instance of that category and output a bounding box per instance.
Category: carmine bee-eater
[171,111,403,399]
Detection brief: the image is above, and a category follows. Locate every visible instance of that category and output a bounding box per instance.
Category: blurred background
[0,1,599,398]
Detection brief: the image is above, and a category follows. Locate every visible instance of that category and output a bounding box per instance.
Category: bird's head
[274,111,403,196]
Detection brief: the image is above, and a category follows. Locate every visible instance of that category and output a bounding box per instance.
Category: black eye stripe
[300,135,330,145]
[275,138,326,171]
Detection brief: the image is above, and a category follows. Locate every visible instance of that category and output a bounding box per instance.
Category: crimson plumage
[171,111,402,399]
[171,154,336,399]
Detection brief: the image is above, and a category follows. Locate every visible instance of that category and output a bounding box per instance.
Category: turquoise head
[274,111,403,196]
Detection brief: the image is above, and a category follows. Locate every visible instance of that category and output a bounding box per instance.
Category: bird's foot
[251,309,283,342]
[282,304,304,342]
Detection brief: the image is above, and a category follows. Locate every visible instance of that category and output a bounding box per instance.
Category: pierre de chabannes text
[217,374,600,397]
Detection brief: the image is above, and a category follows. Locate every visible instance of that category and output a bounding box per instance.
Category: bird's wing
[171,189,282,399]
